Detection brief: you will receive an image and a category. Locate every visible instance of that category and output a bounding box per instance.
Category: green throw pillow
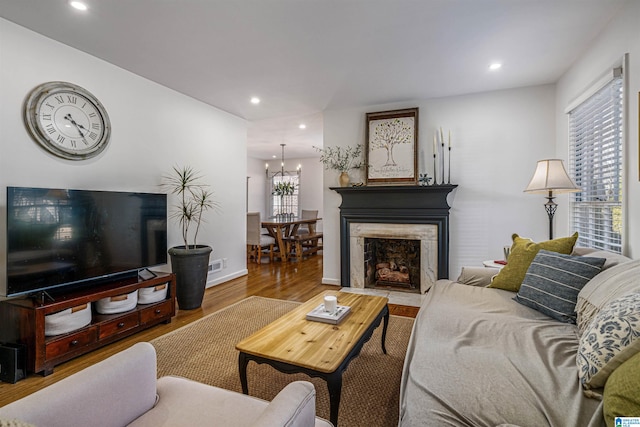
[488,232,578,292]
[604,350,640,426]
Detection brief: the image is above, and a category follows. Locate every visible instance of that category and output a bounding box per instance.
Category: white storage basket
[95,290,138,314]
[138,283,168,305]
[45,303,92,336]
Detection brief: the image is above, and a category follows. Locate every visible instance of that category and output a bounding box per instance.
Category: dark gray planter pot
[168,245,213,310]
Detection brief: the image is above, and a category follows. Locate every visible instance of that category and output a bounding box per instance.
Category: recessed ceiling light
[489,62,502,71]
[272,155,277,159]
[299,124,306,129]
[70,1,88,11]
[250,97,260,105]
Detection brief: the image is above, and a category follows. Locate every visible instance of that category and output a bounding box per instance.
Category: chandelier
[265,143,300,178]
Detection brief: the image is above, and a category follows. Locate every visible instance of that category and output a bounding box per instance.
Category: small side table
[483,260,505,269]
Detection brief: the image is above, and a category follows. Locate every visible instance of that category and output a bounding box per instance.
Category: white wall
[322,85,556,283]
[556,0,640,259]
[247,157,268,218]
[0,19,249,293]
[295,157,324,230]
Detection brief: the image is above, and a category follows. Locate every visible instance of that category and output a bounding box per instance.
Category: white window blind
[568,74,623,253]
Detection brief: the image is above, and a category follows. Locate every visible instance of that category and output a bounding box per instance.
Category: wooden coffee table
[236,291,389,426]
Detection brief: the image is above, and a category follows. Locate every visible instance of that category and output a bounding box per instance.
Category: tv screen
[5,187,167,297]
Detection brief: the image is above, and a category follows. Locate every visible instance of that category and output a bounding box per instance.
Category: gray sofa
[0,342,333,427]
[399,247,639,427]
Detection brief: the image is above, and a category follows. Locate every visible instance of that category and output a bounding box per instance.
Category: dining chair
[246,212,276,263]
[296,209,318,235]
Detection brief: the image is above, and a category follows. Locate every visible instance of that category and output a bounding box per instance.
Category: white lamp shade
[524,159,579,194]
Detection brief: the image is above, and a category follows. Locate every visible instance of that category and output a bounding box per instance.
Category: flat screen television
[4,186,168,298]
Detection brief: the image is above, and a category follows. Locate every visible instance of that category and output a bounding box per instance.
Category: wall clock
[24,81,111,160]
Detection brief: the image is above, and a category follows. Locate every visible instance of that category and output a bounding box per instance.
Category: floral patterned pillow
[577,292,640,397]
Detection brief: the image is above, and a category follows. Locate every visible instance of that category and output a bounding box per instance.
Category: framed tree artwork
[365,107,418,185]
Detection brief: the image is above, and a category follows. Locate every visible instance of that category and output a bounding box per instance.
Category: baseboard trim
[322,277,341,286]
[207,269,248,288]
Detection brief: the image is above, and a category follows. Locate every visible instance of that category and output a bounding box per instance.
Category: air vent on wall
[209,260,223,273]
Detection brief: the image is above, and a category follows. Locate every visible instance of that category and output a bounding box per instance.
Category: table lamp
[524,159,579,240]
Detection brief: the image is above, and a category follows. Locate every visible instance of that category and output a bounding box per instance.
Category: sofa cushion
[514,250,605,323]
[456,266,500,287]
[576,260,640,334]
[129,376,271,426]
[571,248,632,270]
[575,259,640,335]
[130,377,327,427]
[603,350,640,426]
[488,232,578,292]
[578,292,640,396]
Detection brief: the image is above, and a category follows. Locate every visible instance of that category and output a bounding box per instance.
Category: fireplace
[350,222,438,294]
[365,238,420,290]
[332,185,456,294]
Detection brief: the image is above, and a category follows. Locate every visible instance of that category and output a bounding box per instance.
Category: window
[270,173,299,218]
[568,72,623,253]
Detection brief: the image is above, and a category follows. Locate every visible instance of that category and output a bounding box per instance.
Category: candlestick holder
[432,153,437,185]
[440,143,445,185]
[447,146,451,184]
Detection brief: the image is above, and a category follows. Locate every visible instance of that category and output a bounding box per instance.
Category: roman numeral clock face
[24,81,111,160]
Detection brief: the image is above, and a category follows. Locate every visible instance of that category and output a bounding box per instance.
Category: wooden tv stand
[0,272,176,376]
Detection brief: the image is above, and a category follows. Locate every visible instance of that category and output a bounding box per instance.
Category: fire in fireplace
[364,238,421,292]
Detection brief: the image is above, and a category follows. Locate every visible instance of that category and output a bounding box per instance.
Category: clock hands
[64,113,87,138]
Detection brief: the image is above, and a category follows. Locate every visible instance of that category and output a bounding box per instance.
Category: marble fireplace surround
[332,185,457,292]
[350,222,438,294]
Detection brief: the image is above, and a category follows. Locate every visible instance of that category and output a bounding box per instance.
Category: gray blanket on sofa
[399,281,603,427]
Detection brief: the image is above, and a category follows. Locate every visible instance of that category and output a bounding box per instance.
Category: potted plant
[162,165,219,310]
[314,144,364,186]
[272,181,296,218]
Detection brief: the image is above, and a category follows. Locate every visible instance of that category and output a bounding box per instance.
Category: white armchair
[0,342,332,427]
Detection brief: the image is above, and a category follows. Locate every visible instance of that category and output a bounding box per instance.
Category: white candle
[324,295,337,314]
[440,127,444,146]
[448,130,451,148]
[433,133,437,152]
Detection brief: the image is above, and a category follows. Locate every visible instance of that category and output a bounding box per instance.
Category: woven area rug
[150,296,414,427]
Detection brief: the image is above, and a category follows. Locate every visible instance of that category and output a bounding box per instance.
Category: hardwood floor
[0,254,418,406]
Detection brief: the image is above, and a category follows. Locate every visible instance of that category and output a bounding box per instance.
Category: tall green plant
[162,165,219,249]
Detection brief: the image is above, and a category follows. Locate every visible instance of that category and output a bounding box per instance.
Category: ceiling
[0,0,626,160]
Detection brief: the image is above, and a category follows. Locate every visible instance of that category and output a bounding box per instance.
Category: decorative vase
[339,172,350,187]
[168,245,213,310]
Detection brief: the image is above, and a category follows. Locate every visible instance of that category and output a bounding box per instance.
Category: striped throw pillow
[514,250,605,323]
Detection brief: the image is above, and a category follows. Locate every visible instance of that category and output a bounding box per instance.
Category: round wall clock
[24,81,111,160]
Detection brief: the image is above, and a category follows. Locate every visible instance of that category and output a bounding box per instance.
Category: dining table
[261,217,321,262]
